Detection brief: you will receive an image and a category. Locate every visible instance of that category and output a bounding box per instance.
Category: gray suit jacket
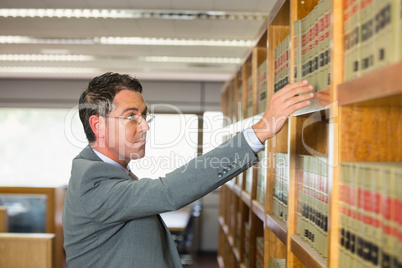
[62,133,258,267]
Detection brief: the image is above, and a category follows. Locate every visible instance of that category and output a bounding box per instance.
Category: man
[62,72,314,267]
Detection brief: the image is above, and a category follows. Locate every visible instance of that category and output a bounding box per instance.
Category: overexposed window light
[0,36,254,47]
[0,8,266,21]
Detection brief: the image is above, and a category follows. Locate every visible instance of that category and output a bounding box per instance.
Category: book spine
[257,148,266,205]
[258,60,267,114]
[323,0,331,89]
[244,222,250,268]
[350,0,361,80]
[256,236,264,268]
[381,165,396,268]
[400,0,402,61]
[374,0,393,69]
[297,155,305,238]
[344,0,352,81]
[238,85,243,121]
[360,0,375,75]
[247,76,253,118]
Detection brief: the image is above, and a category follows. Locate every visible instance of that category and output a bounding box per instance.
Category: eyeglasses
[105,113,155,125]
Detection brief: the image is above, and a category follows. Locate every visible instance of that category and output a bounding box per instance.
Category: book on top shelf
[258,60,267,115]
[247,76,253,118]
[256,148,267,206]
[274,36,290,93]
[294,0,331,93]
[256,236,264,268]
[296,154,329,259]
[238,85,243,122]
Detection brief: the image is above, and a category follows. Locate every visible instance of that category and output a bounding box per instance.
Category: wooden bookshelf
[218,0,402,267]
[0,187,66,268]
[252,200,265,222]
[290,235,327,268]
[337,61,402,106]
[266,213,287,245]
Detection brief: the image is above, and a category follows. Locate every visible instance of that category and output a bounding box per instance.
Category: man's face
[104,89,149,164]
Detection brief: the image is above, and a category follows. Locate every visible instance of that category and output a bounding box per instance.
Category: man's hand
[252,80,314,143]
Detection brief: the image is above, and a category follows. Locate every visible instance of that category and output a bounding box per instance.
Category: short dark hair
[79,72,143,143]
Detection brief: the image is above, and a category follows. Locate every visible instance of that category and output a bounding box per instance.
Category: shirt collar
[91,148,129,175]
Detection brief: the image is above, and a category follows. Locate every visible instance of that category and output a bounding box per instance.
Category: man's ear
[89,115,105,140]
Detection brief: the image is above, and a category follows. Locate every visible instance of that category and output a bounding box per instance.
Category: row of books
[339,162,402,268]
[274,35,290,93]
[293,0,331,93]
[245,165,253,195]
[258,60,268,114]
[268,258,286,268]
[244,222,250,268]
[256,236,264,268]
[247,76,253,118]
[344,0,402,82]
[296,154,329,259]
[256,148,267,206]
[273,153,289,224]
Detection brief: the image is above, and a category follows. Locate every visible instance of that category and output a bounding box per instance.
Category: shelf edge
[337,61,402,106]
[265,213,287,245]
[290,235,327,268]
[251,200,265,222]
[217,256,224,268]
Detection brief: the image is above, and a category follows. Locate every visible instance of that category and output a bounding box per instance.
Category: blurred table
[160,207,192,232]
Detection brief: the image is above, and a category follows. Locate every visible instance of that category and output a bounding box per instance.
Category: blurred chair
[171,201,202,265]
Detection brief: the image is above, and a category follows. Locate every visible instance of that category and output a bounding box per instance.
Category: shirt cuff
[243,126,264,153]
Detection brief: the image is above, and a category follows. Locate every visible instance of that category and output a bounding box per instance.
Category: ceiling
[0,0,277,82]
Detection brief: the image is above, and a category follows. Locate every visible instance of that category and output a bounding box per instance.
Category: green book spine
[344,0,352,81]
[359,0,375,75]
[374,0,393,69]
[350,0,361,80]
[258,60,267,114]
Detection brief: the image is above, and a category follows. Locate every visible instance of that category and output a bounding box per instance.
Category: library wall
[218,0,402,267]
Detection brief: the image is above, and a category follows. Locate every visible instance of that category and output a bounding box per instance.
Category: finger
[276,80,309,97]
[283,99,311,116]
[276,85,313,103]
[284,92,314,108]
[277,85,313,106]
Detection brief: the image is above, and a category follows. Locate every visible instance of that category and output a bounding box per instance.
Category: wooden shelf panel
[251,200,265,222]
[233,185,241,197]
[219,216,242,264]
[290,235,327,268]
[218,216,228,235]
[338,61,402,106]
[233,247,241,264]
[217,256,224,268]
[241,191,251,206]
[266,213,287,246]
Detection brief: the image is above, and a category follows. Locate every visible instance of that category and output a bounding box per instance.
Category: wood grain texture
[291,235,327,268]
[0,233,54,268]
[338,61,402,106]
[0,207,7,232]
[340,105,402,161]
